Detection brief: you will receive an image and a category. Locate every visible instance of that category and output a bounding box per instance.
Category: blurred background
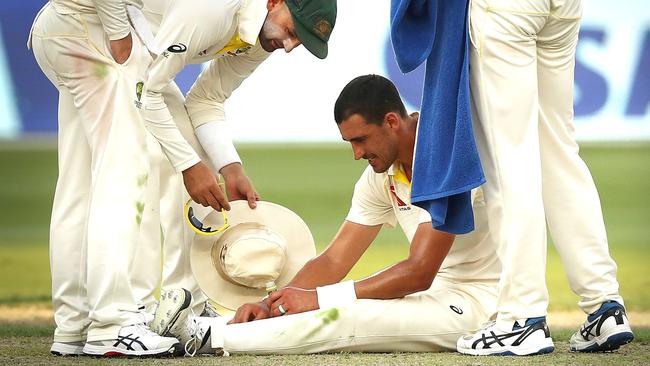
[0,0,648,315]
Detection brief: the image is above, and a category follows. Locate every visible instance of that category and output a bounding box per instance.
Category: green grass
[0,323,648,365]
[0,143,649,311]
[0,142,648,364]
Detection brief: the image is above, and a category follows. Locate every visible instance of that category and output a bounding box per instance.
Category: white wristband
[195,122,242,172]
[316,280,357,310]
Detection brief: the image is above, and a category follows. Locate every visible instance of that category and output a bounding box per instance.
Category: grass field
[0,324,649,365]
[0,142,648,364]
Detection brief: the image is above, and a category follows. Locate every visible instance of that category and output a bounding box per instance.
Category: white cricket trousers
[131,83,208,315]
[30,4,153,342]
[205,279,496,353]
[468,0,623,324]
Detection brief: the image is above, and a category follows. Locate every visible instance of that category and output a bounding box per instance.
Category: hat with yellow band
[187,200,316,310]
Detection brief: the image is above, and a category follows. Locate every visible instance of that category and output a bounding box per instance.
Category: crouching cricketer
[152,74,500,355]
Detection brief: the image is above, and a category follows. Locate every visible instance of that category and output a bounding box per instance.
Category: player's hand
[220,163,260,209]
[109,33,133,64]
[182,162,231,211]
[268,287,318,317]
[229,301,271,324]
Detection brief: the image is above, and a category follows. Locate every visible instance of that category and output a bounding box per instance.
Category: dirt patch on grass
[0,304,53,325]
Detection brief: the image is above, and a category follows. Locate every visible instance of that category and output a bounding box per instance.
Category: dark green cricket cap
[286,0,337,59]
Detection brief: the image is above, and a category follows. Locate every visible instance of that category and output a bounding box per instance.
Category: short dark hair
[334,74,407,125]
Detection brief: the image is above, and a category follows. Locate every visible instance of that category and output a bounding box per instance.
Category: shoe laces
[180,310,206,357]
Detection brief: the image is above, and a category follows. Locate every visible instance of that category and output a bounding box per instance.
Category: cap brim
[190,200,316,310]
[291,14,328,59]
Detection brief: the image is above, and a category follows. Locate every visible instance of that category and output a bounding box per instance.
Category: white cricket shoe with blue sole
[570,301,634,352]
[457,317,555,356]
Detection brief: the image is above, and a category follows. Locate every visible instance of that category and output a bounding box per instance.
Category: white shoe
[457,317,555,356]
[82,323,181,357]
[570,301,634,352]
[50,341,84,356]
[170,316,216,356]
[150,288,192,336]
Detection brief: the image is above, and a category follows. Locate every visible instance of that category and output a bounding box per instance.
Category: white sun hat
[188,200,316,310]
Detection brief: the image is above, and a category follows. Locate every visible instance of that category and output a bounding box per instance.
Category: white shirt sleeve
[184,44,270,129]
[92,0,131,40]
[346,167,397,228]
[142,1,233,172]
[184,45,269,171]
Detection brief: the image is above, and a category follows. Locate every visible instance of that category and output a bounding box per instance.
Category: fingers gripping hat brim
[190,200,316,310]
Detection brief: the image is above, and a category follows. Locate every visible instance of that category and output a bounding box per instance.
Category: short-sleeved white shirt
[346,164,500,282]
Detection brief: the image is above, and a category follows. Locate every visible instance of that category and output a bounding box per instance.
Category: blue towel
[390,0,485,234]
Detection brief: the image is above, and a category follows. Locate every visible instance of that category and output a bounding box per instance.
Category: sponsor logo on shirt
[162,43,187,58]
[226,46,252,56]
[450,305,463,315]
[389,183,411,211]
[167,43,187,53]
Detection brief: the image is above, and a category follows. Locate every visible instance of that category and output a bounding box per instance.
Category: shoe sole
[151,289,192,336]
[459,339,555,356]
[82,342,183,357]
[51,351,83,356]
[571,331,634,352]
[50,343,84,356]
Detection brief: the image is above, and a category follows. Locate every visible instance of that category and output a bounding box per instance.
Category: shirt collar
[387,163,411,187]
[237,0,268,45]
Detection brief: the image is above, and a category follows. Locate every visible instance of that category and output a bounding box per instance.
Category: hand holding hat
[189,200,316,310]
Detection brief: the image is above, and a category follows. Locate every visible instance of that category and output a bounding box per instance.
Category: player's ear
[267,0,283,11]
[384,112,401,130]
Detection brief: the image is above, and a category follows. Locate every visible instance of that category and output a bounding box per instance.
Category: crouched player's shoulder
[351,165,391,203]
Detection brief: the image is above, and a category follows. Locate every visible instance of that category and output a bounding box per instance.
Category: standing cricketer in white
[457,0,634,356]
[129,0,338,317]
[152,75,501,355]
[28,0,182,357]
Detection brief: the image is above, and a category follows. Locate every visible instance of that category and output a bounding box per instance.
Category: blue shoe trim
[588,301,623,323]
[524,316,547,327]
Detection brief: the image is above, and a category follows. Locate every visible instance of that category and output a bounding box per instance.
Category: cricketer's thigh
[212,278,496,354]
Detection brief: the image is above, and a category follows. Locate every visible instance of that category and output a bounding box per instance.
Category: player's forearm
[287,254,348,289]
[353,259,440,299]
[143,91,201,172]
[92,0,131,41]
[353,228,455,300]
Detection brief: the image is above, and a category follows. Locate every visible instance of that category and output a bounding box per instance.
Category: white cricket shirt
[142,0,271,172]
[49,0,143,41]
[346,164,500,282]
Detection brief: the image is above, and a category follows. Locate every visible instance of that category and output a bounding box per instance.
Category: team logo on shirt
[134,81,144,109]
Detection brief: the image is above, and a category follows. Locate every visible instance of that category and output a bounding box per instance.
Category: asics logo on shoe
[472,319,550,349]
[579,305,626,340]
[113,334,148,351]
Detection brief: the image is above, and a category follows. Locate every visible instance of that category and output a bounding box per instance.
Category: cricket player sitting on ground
[151,74,501,355]
[130,0,338,318]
